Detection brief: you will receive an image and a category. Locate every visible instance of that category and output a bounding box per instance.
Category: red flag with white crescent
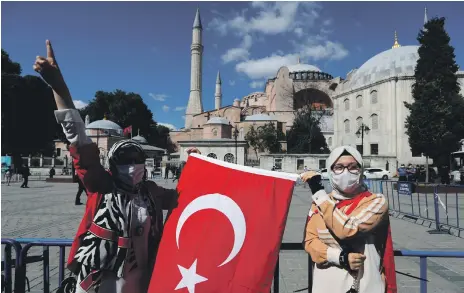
[148,154,298,293]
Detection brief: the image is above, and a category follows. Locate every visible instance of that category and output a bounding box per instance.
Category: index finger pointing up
[46,40,55,59]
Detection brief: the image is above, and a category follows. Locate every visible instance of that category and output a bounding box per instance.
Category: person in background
[304,166,309,172]
[164,164,170,181]
[406,163,415,182]
[414,165,421,183]
[5,166,12,186]
[397,164,407,182]
[49,167,56,179]
[20,164,30,188]
[301,146,396,293]
[74,170,87,206]
[143,167,148,181]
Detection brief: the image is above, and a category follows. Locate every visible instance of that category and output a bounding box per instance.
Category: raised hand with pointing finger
[33,40,74,110]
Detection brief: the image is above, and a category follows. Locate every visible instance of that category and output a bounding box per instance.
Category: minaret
[424,7,428,25]
[185,8,204,129]
[392,30,401,49]
[215,71,222,110]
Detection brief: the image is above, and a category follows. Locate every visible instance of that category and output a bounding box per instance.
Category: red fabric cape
[335,191,397,293]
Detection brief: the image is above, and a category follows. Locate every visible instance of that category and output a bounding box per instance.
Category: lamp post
[355,123,370,155]
[233,125,239,164]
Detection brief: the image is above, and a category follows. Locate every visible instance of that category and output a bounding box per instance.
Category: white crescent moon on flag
[176,193,246,267]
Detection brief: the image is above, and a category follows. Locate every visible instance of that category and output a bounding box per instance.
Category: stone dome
[347,45,419,89]
[244,113,276,121]
[287,63,321,73]
[206,117,230,125]
[132,135,148,144]
[86,119,122,130]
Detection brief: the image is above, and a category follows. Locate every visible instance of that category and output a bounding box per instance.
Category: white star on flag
[175,259,208,293]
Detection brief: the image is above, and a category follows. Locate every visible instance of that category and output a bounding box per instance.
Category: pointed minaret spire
[424,7,428,25]
[185,8,204,129]
[392,30,401,49]
[215,71,222,110]
[193,7,202,29]
[297,56,300,64]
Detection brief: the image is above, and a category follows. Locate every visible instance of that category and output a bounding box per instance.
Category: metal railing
[2,238,464,293]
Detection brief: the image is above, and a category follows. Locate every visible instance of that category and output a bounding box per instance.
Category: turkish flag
[148,154,298,293]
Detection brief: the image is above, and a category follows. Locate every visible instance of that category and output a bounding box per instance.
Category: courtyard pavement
[1,179,464,293]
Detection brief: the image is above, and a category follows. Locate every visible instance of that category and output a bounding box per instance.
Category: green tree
[155,125,176,153]
[287,105,330,154]
[404,17,464,166]
[245,125,261,159]
[2,49,58,168]
[258,122,285,153]
[79,90,161,146]
[2,49,21,75]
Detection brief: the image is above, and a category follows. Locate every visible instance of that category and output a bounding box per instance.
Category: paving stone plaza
[2,179,464,293]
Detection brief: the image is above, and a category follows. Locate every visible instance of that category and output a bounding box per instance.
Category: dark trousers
[21,176,29,187]
[399,175,407,182]
[75,181,87,203]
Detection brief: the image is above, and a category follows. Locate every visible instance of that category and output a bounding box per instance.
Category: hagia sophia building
[169,8,464,171]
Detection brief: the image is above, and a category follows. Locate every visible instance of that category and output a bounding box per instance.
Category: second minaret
[215,71,222,110]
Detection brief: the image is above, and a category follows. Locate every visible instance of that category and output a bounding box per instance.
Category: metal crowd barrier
[321,179,464,236]
[2,238,464,293]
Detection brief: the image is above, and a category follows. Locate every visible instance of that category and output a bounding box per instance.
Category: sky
[2,1,464,130]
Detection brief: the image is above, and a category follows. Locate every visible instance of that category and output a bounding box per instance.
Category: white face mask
[331,169,361,195]
[116,164,145,186]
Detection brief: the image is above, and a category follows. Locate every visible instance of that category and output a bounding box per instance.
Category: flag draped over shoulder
[148,154,298,293]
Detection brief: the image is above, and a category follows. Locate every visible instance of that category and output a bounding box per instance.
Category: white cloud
[210,2,320,36]
[149,93,168,101]
[221,34,253,63]
[73,100,88,109]
[294,27,303,37]
[162,105,170,112]
[249,80,265,89]
[174,106,186,111]
[229,80,236,86]
[236,54,298,79]
[158,122,177,130]
[222,48,250,63]
[298,40,349,61]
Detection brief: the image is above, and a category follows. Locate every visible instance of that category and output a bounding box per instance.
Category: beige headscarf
[327,145,366,200]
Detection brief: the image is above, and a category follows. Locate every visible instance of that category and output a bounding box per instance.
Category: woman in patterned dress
[34,40,200,293]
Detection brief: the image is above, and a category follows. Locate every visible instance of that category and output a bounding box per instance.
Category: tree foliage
[79,90,174,151]
[2,49,21,75]
[244,123,284,156]
[287,105,330,154]
[2,49,59,167]
[404,17,464,165]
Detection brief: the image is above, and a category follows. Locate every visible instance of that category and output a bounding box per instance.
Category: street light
[355,123,370,155]
[233,125,239,164]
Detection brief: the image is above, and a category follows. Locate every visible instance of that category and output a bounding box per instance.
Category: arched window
[356,117,363,130]
[370,90,378,104]
[328,137,332,146]
[207,153,217,159]
[356,95,363,108]
[212,128,218,137]
[371,114,379,130]
[344,98,350,111]
[224,153,235,163]
[239,128,244,139]
[344,119,350,133]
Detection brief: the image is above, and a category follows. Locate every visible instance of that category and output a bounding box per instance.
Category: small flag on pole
[123,125,133,137]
